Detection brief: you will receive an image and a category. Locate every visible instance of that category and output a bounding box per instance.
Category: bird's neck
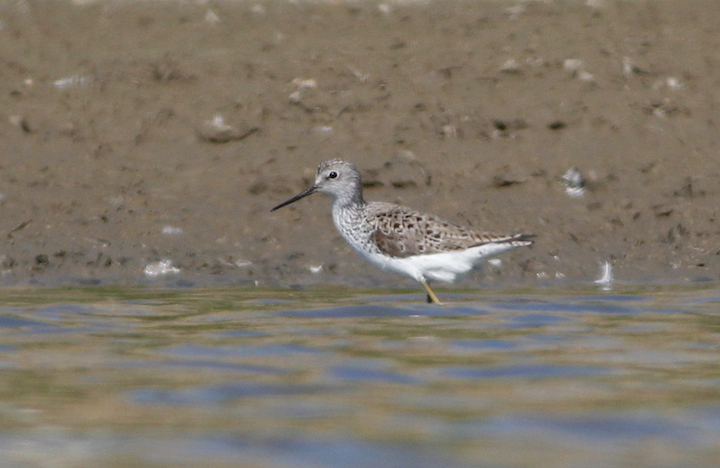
[331,186,366,210]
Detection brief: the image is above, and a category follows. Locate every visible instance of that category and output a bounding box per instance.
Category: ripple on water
[159,343,325,358]
[276,304,490,318]
[113,359,286,375]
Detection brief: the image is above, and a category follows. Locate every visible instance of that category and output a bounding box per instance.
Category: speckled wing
[367,203,533,258]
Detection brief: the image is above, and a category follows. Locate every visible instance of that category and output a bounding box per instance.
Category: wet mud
[0,0,718,288]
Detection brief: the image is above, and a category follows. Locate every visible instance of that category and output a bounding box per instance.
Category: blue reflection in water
[443,363,610,379]
[37,304,95,315]
[185,435,476,468]
[504,313,575,327]
[497,301,639,314]
[0,316,48,328]
[472,409,720,444]
[210,329,269,338]
[451,339,518,350]
[328,365,421,384]
[129,382,338,405]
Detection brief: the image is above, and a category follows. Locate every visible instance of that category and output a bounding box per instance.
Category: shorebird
[271,159,534,304]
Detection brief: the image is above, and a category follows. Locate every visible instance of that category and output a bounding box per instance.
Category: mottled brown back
[366,203,533,258]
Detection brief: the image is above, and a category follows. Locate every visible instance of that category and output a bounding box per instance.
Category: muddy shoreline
[0,0,718,289]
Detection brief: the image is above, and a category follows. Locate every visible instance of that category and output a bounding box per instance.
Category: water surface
[0,285,719,467]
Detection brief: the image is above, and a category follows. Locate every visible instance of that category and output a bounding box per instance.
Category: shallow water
[0,285,719,468]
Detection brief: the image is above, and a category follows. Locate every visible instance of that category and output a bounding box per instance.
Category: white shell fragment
[595,261,613,290]
[622,57,647,77]
[652,77,684,91]
[144,259,181,277]
[665,77,683,90]
[563,59,584,73]
[204,9,220,24]
[586,0,605,8]
[289,78,318,104]
[563,59,595,82]
[54,75,91,89]
[197,113,258,143]
[312,126,334,137]
[500,58,521,74]
[291,78,317,90]
[561,167,586,198]
[505,5,525,19]
[161,226,183,235]
[250,4,265,15]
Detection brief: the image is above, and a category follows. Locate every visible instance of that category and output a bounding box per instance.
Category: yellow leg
[419,278,442,305]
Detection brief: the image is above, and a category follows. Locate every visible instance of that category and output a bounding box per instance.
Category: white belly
[356,242,519,283]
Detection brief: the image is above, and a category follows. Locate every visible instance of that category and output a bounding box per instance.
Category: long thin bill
[270,186,317,211]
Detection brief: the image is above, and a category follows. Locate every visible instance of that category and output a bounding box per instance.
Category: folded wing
[367,203,533,258]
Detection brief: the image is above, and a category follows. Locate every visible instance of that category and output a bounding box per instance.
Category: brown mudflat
[0,0,718,288]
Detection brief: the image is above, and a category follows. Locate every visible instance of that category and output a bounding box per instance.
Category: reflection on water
[0,285,719,467]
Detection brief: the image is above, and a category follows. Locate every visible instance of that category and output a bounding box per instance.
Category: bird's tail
[503,233,535,247]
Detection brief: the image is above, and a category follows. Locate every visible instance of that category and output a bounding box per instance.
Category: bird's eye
[328,171,338,179]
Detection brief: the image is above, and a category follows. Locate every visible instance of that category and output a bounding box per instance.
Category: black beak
[270,186,317,212]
